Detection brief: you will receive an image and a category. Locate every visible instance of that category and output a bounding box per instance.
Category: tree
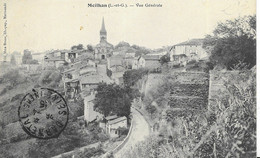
[71,44,84,50]
[145,104,157,116]
[87,44,94,52]
[2,69,26,87]
[38,70,62,88]
[22,50,33,64]
[10,54,16,65]
[159,55,170,65]
[107,69,112,78]
[123,69,149,87]
[21,50,39,64]
[94,83,132,118]
[29,59,39,65]
[135,49,151,57]
[115,41,130,49]
[203,15,256,70]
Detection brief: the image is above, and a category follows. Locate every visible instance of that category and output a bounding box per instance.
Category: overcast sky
[0,0,256,53]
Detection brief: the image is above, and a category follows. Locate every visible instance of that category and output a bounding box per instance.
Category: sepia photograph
[0,0,256,157]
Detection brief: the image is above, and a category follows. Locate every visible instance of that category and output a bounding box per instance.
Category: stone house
[44,50,67,68]
[84,94,103,124]
[143,55,161,69]
[132,56,145,69]
[63,68,80,99]
[172,54,188,66]
[169,39,208,63]
[44,58,66,68]
[100,115,127,138]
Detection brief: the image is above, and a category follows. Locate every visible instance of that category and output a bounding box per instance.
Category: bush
[28,121,104,158]
[0,87,7,96]
[117,127,129,136]
[159,55,170,65]
[76,147,105,158]
[2,69,26,87]
[9,133,29,143]
[124,136,160,158]
[123,68,149,87]
[187,60,197,65]
[38,70,62,88]
[130,71,256,158]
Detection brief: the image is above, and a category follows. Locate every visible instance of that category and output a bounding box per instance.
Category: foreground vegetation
[0,66,100,158]
[123,15,256,158]
[125,70,256,158]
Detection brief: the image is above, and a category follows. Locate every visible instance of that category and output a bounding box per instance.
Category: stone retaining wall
[145,72,209,110]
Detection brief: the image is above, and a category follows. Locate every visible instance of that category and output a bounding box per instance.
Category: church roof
[100,17,106,33]
[96,40,113,46]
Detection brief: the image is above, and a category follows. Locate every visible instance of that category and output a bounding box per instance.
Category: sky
[0,0,256,54]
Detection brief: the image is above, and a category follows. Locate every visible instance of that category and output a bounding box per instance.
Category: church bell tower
[100,17,107,42]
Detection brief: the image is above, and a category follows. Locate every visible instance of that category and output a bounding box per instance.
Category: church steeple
[100,17,107,42]
[100,17,106,33]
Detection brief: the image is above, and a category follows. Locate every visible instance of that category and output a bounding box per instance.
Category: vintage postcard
[0,0,256,158]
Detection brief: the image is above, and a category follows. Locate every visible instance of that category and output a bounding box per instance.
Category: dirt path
[114,107,150,158]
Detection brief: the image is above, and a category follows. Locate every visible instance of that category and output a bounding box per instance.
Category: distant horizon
[0,0,256,54]
[6,37,207,54]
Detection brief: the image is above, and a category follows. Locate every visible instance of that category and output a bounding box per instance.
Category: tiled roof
[175,39,204,46]
[79,67,96,75]
[105,115,118,121]
[108,116,127,125]
[84,94,95,101]
[80,75,103,84]
[110,55,125,59]
[64,78,79,83]
[63,68,76,73]
[75,54,94,62]
[68,49,86,54]
[173,54,187,57]
[45,57,65,61]
[143,55,161,60]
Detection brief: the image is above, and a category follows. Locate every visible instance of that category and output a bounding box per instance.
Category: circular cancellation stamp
[18,88,69,139]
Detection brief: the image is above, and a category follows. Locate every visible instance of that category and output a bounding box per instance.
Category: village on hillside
[0,11,256,158]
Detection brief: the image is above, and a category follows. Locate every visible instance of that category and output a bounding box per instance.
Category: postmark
[18,88,69,139]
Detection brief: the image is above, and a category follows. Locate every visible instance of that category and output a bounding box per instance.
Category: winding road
[114,107,150,158]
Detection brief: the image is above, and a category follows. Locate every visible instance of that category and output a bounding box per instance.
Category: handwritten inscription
[2,3,7,59]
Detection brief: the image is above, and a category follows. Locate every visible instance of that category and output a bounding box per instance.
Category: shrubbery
[203,15,256,70]
[38,70,62,88]
[1,69,27,87]
[28,121,108,158]
[94,83,133,118]
[123,68,149,87]
[125,71,256,158]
